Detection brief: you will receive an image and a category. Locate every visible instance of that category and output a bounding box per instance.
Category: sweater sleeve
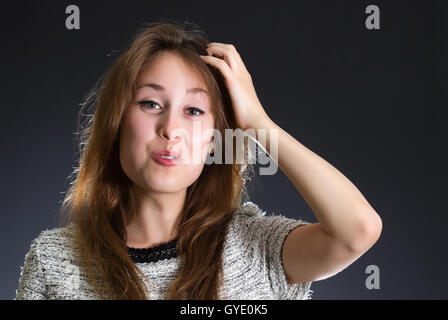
[236,202,314,300]
[15,234,47,300]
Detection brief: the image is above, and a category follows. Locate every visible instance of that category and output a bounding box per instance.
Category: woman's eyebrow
[137,82,209,96]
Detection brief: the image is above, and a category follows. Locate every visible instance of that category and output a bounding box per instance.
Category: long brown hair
[58,19,255,299]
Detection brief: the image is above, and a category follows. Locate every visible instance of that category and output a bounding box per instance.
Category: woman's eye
[139,100,161,110]
[139,101,204,116]
[186,107,205,116]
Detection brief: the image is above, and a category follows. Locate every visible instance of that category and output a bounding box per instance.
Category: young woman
[15,20,382,300]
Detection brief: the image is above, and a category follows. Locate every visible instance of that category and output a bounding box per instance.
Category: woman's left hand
[200,42,270,131]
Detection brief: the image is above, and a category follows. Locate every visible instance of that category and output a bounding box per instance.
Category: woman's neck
[125,186,186,248]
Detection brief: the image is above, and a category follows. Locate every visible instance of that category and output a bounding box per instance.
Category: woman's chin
[143,176,186,194]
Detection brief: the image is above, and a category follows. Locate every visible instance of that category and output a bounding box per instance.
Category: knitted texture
[15,201,313,300]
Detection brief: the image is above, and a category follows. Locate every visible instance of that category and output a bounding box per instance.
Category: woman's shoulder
[33,223,75,243]
[223,201,314,300]
[225,200,312,254]
[30,223,78,260]
[17,223,91,300]
[229,201,308,231]
[234,201,265,216]
[226,201,265,236]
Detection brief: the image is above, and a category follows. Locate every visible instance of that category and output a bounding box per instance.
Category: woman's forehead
[137,51,208,89]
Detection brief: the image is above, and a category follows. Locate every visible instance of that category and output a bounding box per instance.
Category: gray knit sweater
[15,201,313,300]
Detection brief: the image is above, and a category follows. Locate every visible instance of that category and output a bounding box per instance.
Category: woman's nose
[158,110,182,142]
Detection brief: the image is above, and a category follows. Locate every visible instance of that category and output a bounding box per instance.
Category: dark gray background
[0,0,444,299]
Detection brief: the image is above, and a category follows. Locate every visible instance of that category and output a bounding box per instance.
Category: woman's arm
[251,116,382,249]
[201,42,382,283]
[249,116,382,283]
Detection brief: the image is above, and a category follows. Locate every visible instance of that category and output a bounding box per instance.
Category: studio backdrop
[0,0,443,300]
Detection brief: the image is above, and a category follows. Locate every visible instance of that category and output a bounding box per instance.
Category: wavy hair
[58,19,255,299]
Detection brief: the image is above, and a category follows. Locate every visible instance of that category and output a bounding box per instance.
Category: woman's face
[119,50,215,194]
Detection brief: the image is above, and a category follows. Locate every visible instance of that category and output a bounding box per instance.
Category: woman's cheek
[185,153,208,185]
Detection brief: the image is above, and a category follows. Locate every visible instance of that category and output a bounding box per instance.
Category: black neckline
[127,238,178,263]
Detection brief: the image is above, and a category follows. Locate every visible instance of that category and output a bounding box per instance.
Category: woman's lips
[151,152,181,166]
